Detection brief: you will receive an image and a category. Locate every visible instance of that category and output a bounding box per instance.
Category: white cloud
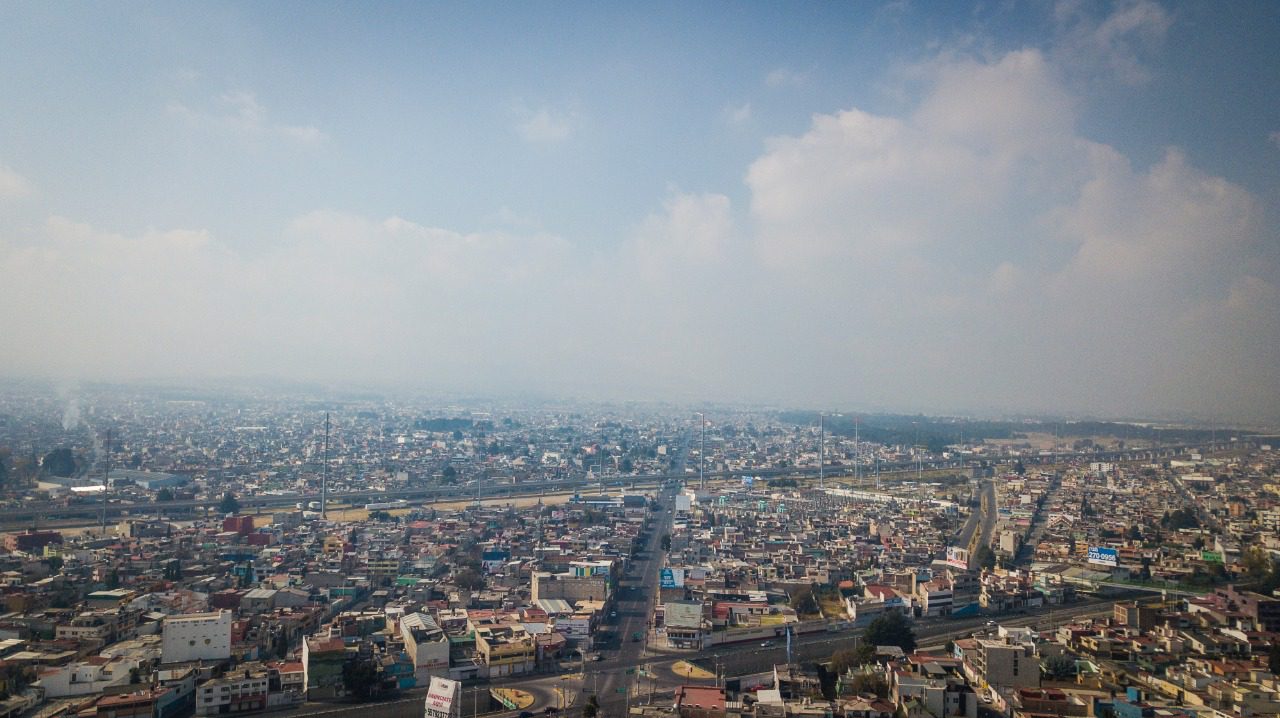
[743,47,1277,419]
[515,106,581,143]
[169,90,327,145]
[725,103,752,125]
[1053,0,1171,84]
[764,68,807,88]
[0,164,34,200]
[629,192,733,279]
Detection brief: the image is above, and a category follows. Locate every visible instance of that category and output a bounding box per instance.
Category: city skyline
[1,2,1278,421]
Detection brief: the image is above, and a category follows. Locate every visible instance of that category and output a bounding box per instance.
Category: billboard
[424,677,459,718]
[945,546,970,570]
[660,568,675,588]
[1201,551,1223,564]
[1087,547,1118,567]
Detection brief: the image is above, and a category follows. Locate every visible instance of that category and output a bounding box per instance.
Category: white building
[35,656,139,697]
[196,666,269,716]
[400,612,450,682]
[162,610,232,664]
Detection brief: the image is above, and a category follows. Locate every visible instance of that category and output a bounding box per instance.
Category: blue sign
[1087,547,1118,567]
[660,568,676,588]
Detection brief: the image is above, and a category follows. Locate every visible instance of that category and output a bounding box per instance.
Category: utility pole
[698,412,706,492]
[818,414,824,491]
[101,428,112,534]
[321,413,329,520]
[854,417,860,483]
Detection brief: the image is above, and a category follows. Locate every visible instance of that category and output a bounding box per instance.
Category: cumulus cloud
[744,47,1277,419]
[3,42,1274,420]
[0,164,34,200]
[169,91,327,144]
[1052,0,1172,84]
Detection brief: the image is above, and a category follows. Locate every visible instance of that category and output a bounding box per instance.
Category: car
[520,712,535,718]
[592,654,604,662]
[760,641,775,648]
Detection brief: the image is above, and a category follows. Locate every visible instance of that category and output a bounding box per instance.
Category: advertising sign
[945,546,970,570]
[424,677,459,718]
[660,568,675,588]
[1201,551,1223,563]
[1087,547,1119,567]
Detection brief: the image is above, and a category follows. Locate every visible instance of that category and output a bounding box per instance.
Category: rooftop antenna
[321,413,329,520]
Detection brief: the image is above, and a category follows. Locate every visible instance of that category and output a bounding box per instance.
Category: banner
[425,677,459,718]
[1087,547,1118,567]
[1201,551,1223,564]
[945,546,969,570]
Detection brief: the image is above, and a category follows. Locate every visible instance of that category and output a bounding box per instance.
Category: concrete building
[474,625,535,677]
[161,611,232,664]
[196,665,269,716]
[531,572,609,604]
[400,612,450,682]
[970,639,1039,693]
[302,636,347,699]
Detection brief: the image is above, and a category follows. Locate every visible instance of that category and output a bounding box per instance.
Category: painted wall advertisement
[945,546,969,570]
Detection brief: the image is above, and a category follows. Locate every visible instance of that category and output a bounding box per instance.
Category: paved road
[586,485,677,706]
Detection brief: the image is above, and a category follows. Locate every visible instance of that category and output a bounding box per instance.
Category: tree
[1013,460,1026,476]
[1270,644,1280,676]
[973,545,997,571]
[830,645,874,674]
[790,585,820,616]
[582,695,599,718]
[843,672,888,698]
[156,488,175,502]
[41,448,78,478]
[454,568,485,591]
[441,465,458,483]
[342,659,379,700]
[863,611,916,653]
[1042,653,1077,681]
[218,492,240,514]
[660,534,672,552]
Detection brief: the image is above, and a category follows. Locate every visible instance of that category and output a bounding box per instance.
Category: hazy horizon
[2,3,1278,422]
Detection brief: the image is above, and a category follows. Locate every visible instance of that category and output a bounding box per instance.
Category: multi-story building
[302,636,347,699]
[967,638,1039,693]
[531,572,610,604]
[162,611,232,664]
[196,665,269,716]
[474,625,535,677]
[400,613,450,682]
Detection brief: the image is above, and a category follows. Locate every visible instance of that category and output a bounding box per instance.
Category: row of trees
[829,611,917,673]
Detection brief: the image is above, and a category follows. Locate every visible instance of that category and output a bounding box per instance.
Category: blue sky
[1,2,1278,421]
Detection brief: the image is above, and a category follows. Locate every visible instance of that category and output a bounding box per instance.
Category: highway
[6,439,1241,528]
